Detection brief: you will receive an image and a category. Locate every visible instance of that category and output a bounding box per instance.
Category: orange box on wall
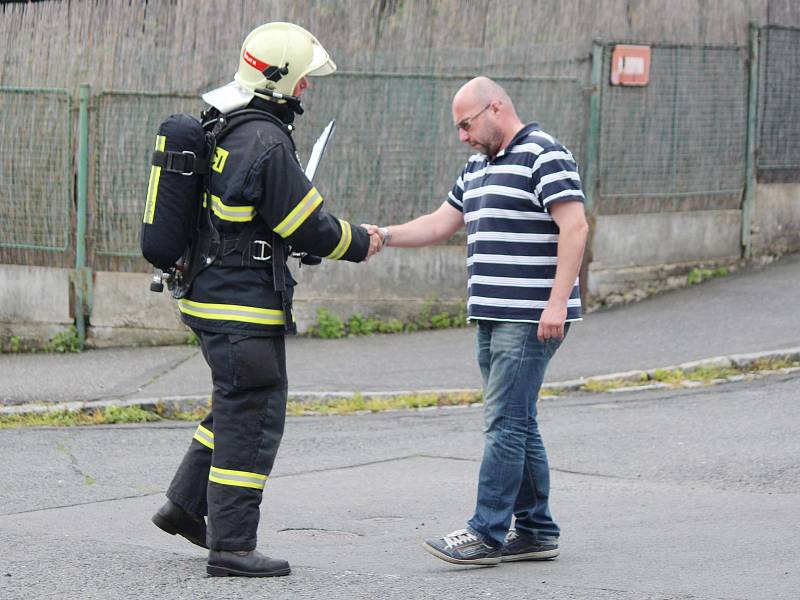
[610,45,651,86]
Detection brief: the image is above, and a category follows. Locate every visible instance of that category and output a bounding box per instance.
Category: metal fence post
[741,23,760,258]
[75,83,90,348]
[583,42,603,214]
[579,41,604,306]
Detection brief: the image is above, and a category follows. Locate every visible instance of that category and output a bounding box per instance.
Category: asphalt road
[2,373,798,599]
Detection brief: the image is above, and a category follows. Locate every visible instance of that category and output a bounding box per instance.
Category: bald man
[366,77,588,565]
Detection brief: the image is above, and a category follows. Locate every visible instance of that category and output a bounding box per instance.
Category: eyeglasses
[455,103,492,132]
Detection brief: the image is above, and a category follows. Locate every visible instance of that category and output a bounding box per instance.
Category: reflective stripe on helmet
[237,22,336,98]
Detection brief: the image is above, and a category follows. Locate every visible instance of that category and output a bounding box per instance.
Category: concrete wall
[588,210,744,298]
[0,265,73,349]
[0,247,468,347]
[291,246,467,327]
[89,271,189,347]
[751,184,800,256]
[4,207,800,348]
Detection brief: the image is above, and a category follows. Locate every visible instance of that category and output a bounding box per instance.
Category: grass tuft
[0,405,162,429]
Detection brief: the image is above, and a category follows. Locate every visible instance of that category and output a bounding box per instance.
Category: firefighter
[151,22,381,577]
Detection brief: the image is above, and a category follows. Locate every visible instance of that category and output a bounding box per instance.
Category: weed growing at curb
[581,379,627,393]
[2,357,796,429]
[687,266,729,285]
[48,326,82,353]
[578,357,799,393]
[2,326,82,354]
[285,391,483,416]
[306,301,468,339]
[0,392,484,429]
[0,405,161,428]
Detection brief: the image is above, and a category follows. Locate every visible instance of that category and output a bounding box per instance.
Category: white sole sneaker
[501,547,560,562]
[422,541,501,566]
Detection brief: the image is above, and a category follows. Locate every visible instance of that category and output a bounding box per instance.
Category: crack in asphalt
[67,348,201,405]
[551,467,644,481]
[0,452,637,518]
[55,437,96,485]
[117,348,201,400]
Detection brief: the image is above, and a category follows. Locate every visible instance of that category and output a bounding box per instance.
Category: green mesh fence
[0,87,71,251]
[91,74,584,261]
[758,26,800,172]
[299,73,585,227]
[598,44,748,201]
[6,41,781,270]
[93,91,200,256]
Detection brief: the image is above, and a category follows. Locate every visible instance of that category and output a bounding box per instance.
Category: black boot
[151,499,208,549]
[206,550,291,577]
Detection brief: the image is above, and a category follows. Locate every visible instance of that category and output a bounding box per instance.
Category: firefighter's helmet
[203,22,336,113]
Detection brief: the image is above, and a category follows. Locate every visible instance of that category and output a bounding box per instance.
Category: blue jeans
[467,320,567,547]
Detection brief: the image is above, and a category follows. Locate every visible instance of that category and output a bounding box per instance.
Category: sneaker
[500,529,559,561]
[422,529,501,565]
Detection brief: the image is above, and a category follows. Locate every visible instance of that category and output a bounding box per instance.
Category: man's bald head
[453,76,514,113]
[452,76,524,159]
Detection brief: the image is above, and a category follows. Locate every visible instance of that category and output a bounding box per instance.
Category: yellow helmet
[203,22,336,113]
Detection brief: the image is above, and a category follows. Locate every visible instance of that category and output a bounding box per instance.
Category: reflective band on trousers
[274,187,323,238]
[209,466,267,490]
[209,194,256,222]
[325,219,352,260]
[193,424,214,449]
[143,135,166,224]
[178,299,288,326]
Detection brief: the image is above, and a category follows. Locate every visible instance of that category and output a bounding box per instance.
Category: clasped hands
[361,224,385,262]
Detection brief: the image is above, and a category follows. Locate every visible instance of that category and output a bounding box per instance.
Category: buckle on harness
[164,150,197,176]
[252,240,272,262]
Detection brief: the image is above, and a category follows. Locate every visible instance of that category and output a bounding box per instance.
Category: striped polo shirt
[446,123,584,323]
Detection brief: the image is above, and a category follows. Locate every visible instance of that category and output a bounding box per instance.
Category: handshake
[360,224,387,262]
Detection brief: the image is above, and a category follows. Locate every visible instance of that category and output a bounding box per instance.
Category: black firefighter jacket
[179,102,370,336]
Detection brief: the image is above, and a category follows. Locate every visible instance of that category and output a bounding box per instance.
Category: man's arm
[371,201,464,248]
[537,200,588,342]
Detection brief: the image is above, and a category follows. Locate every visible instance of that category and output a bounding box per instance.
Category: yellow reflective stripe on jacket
[209,466,267,490]
[178,299,288,326]
[273,187,323,238]
[193,424,214,449]
[325,219,352,260]
[209,194,257,222]
[143,135,166,224]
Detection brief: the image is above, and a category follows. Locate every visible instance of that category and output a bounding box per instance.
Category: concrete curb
[2,346,799,418]
[545,346,800,392]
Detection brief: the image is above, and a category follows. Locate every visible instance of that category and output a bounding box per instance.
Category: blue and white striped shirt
[446,123,584,323]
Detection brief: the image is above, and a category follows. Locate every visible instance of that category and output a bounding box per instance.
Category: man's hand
[537,303,567,342]
[361,223,380,237]
[363,226,383,261]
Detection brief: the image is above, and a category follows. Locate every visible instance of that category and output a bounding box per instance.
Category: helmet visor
[306,40,337,77]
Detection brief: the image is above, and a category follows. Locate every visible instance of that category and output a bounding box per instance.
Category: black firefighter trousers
[166,329,287,551]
